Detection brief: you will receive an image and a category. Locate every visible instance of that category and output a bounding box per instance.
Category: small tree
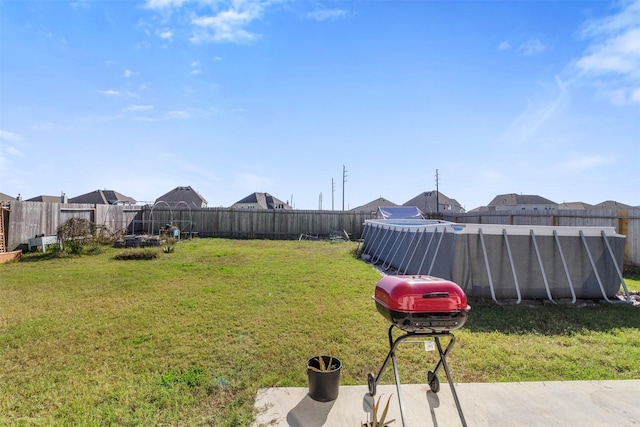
[57,217,93,254]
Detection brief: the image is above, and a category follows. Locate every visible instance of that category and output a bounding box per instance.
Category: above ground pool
[360,219,629,303]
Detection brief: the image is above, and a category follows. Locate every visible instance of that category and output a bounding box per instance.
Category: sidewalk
[253,380,640,426]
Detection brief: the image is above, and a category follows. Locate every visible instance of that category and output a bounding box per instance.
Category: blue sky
[1,0,639,210]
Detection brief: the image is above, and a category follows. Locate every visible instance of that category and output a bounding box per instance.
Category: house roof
[403,191,462,212]
[0,192,16,202]
[558,202,593,210]
[593,200,633,210]
[69,190,136,205]
[350,197,397,213]
[155,186,207,208]
[26,195,61,203]
[487,193,557,207]
[232,192,291,209]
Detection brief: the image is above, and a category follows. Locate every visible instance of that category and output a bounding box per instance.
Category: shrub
[114,248,159,260]
[57,218,93,254]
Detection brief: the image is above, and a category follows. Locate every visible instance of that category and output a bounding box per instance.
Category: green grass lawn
[1,239,639,426]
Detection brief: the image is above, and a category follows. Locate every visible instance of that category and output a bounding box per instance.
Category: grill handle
[422,292,450,299]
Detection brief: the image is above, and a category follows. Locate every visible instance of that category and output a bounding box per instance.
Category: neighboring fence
[4,201,639,268]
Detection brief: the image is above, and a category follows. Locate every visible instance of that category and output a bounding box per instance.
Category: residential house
[486,193,558,212]
[0,192,16,205]
[403,191,464,214]
[26,193,68,203]
[593,200,633,210]
[230,192,291,210]
[155,186,208,209]
[350,197,397,214]
[558,202,593,210]
[69,189,136,205]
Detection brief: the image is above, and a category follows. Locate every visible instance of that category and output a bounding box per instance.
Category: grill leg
[372,325,411,426]
[391,348,409,427]
[435,335,467,427]
[371,327,468,427]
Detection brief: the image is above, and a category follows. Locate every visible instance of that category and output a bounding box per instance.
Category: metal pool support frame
[360,220,630,304]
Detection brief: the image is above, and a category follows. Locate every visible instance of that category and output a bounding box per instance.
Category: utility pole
[319,192,322,210]
[435,169,440,215]
[331,178,335,211]
[342,165,347,211]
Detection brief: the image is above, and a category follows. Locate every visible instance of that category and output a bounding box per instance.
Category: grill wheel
[428,370,440,393]
[367,372,377,396]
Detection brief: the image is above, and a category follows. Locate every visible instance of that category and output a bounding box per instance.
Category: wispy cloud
[123,69,139,78]
[306,9,348,22]
[145,0,275,44]
[190,60,202,74]
[158,29,173,40]
[575,0,640,104]
[191,7,262,44]
[98,89,120,96]
[502,77,568,145]
[167,110,189,119]
[97,89,140,99]
[0,130,21,143]
[0,130,22,175]
[145,0,189,9]
[124,104,154,112]
[518,38,548,56]
[498,40,511,50]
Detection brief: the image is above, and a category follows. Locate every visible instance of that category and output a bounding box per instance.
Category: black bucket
[307,356,342,402]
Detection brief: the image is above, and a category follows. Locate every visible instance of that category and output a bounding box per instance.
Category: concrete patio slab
[253,380,640,427]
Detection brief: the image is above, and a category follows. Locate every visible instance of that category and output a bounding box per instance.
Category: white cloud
[191,6,263,44]
[518,38,547,56]
[306,9,348,22]
[167,110,189,119]
[123,69,139,78]
[498,41,511,50]
[213,56,223,61]
[145,0,189,9]
[575,0,640,104]
[0,130,22,177]
[143,0,274,45]
[124,104,154,112]
[502,77,568,145]
[0,130,21,143]
[159,29,173,40]
[98,89,120,96]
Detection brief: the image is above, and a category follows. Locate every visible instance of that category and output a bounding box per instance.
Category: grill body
[373,275,471,332]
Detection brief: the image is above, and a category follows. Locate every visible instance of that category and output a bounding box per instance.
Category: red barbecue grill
[367,275,471,427]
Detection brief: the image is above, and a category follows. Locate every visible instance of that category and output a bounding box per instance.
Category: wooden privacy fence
[5,201,140,251]
[138,207,373,240]
[3,201,639,267]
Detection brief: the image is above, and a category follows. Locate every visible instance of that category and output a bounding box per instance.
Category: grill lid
[374,275,470,313]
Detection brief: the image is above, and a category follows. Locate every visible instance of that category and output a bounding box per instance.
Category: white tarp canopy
[375,206,423,220]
